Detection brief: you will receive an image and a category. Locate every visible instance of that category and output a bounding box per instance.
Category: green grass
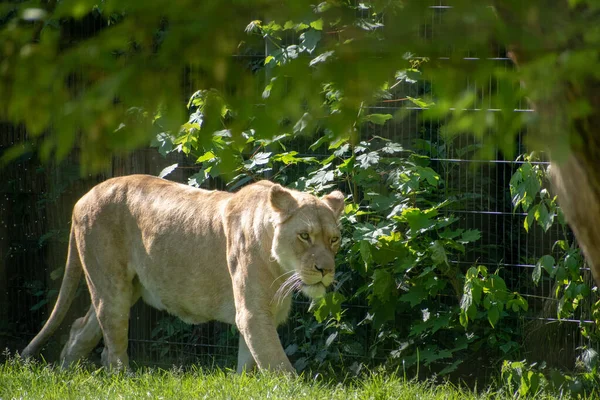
[0,357,584,399]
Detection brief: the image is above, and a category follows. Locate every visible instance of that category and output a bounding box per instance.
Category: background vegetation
[2,0,600,397]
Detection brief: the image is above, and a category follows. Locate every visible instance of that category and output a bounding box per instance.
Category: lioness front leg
[235,308,294,373]
[229,259,295,373]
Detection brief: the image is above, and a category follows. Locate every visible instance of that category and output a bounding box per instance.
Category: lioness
[22,175,344,373]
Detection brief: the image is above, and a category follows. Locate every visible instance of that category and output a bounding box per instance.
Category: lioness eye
[331,237,339,244]
[299,232,310,241]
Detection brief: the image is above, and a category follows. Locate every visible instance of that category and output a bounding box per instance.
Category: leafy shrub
[510,154,598,335]
[147,6,535,377]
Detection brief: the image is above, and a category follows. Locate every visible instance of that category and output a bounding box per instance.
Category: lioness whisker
[273,272,302,305]
[270,270,297,289]
[280,279,302,304]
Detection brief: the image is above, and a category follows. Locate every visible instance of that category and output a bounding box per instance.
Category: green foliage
[509,155,598,335]
[6,1,599,171]
[144,11,535,376]
[460,266,528,329]
[509,156,561,234]
[501,358,600,398]
[149,316,195,358]
[8,0,599,384]
[158,96,526,378]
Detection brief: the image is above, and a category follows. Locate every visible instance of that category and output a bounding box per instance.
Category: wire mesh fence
[0,1,597,373]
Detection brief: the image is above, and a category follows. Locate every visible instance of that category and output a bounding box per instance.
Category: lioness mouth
[301,282,327,299]
[304,282,326,289]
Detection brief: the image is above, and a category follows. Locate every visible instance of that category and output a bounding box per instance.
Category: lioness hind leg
[92,284,141,370]
[94,301,132,369]
[60,305,102,368]
[92,279,142,370]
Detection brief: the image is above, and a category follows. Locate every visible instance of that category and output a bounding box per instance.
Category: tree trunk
[549,153,600,285]
[536,83,600,286]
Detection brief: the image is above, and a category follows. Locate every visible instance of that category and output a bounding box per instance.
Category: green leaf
[188,170,208,188]
[439,359,462,376]
[250,152,271,166]
[30,299,49,311]
[356,151,380,169]
[151,133,175,157]
[381,142,404,154]
[459,229,481,243]
[272,151,316,165]
[197,151,216,163]
[430,240,448,266]
[309,18,323,30]
[262,77,277,99]
[395,69,422,84]
[364,114,393,125]
[415,166,440,186]
[537,255,556,277]
[406,96,434,108]
[245,20,262,34]
[400,208,438,234]
[359,240,372,270]
[325,332,338,347]
[488,305,500,328]
[459,288,473,328]
[299,29,321,54]
[158,163,178,178]
[309,50,335,66]
[293,112,313,134]
[399,286,427,307]
[306,167,335,188]
[510,163,541,212]
[50,267,64,281]
[535,202,554,232]
[439,228,464,240]
[313,292,346,322]
[372,269,395,302]
[524,205,537,232]
[532,262,542,285]
[564,252,581,275]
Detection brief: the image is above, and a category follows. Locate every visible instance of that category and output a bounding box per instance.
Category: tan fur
[22,175,344,373]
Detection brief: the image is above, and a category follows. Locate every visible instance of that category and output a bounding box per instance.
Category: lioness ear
[269,184,298,215]
[322,190,345,219]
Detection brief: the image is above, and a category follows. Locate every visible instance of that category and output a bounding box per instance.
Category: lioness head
[269,184,344,299]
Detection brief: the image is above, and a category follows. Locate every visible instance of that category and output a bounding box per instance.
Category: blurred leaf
[158,163,178,179]
[363,114,392,125]
[299,29,321,54]
[309,50,335,66]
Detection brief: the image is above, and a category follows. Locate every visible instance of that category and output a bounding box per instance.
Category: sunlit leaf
[158,163,178,178]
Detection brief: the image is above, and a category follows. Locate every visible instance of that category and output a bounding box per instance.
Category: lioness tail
[21,225,83,359]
